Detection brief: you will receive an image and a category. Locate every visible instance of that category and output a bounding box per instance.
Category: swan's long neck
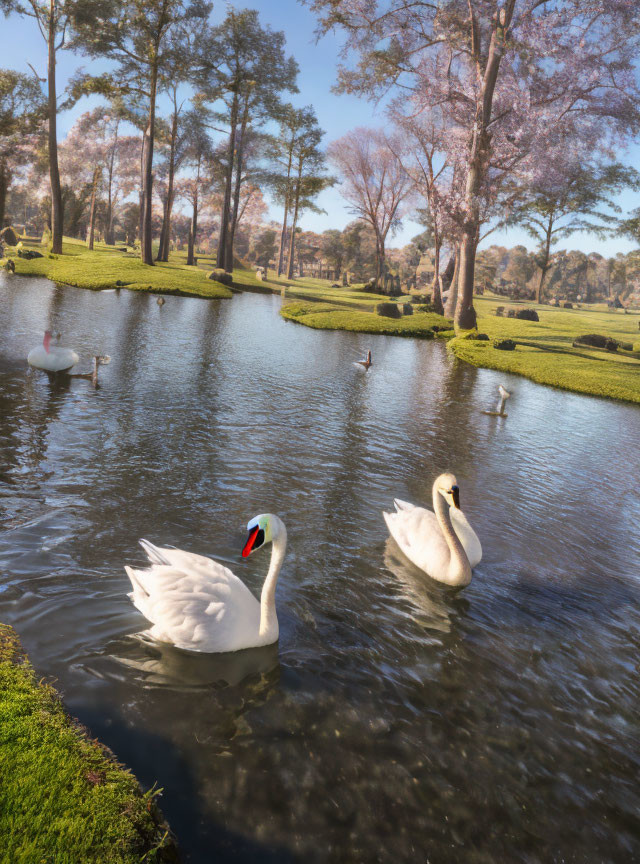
[259,521,287,639]
[433,483,471,586]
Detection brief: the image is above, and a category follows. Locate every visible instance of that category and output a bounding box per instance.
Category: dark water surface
[1,276,639,863]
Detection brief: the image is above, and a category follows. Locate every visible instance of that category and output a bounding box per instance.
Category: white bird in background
[125,513,287,653]
[27,330,79,372]
[383,473,482,587]
[354,349,373,371]
[482,383,511,416]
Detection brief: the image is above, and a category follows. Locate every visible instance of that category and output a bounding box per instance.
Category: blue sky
[2,0,639,255]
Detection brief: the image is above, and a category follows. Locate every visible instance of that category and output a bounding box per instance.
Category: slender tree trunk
[444,247,460,318]
[431,237,444,315]
[87,166,100,250]
[217,93,238,271]
[157,109,178,262]
[536,214,554,304]
[187,194,198,266]
[227,96,251,269]
[140,59,159,265]
[105,120,118,245]
[277,147,294,276]
[455,2,515,329]
[286,159,303,280]
[48,0,63,254]
[0,160,8,230]
[187,155,201,266]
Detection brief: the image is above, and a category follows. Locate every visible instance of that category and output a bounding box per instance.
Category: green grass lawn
[450,295,640,404]
[6,238,233,299]
[282,301,453,338]
[0,624,178,863]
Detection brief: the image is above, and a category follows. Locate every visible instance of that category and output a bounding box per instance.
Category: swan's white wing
[125,551,261,653]
[384,504,450,577]
[450,509,482,567]
[384,500,482,575]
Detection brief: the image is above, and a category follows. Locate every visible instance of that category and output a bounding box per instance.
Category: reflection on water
[1,274,639,862]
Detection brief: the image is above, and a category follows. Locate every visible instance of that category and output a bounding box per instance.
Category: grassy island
[0,624,178,864]
[6,238,233,299]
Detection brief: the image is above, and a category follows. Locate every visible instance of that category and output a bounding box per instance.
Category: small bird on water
[157,296,165,306]
[355,350,373,371]
[482,384,511,417]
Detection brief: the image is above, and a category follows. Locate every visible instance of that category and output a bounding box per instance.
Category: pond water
[1,275,639,863]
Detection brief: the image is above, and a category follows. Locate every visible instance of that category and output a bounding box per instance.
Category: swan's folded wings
[125,561,261,652]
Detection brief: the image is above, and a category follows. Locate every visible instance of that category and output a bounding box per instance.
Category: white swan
[125,513,287,653]
[354,349,372,371]
[383,473,482,587]
[27,331,79,372]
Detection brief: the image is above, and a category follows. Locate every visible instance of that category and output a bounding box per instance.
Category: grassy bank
[450,296,640,404]
[6,238,233,299]
[282,301,453,338]
[0,624,178,863]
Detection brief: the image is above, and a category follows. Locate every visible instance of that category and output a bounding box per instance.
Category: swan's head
[242,514,276,557]
[436,473,461,509]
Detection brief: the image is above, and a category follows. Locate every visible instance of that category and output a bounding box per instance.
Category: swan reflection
[110,631,281,689]
[384,537,456,634]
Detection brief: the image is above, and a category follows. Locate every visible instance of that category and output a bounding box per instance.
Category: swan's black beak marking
[242,526,265,558]
[451,486,460,509]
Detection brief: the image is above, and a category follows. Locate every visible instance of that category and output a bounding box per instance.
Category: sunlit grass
[0,623,177,863]
[8,238,233,298]
[450,295,640,403]
[281,301,452,338]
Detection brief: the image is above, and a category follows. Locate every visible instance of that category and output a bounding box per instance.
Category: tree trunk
[277,145,294,276]
[286,159,303,279]
[140,59,159,265]
[217,93,238,272]
[157,109,178,262]
[87,165,100,250]
[444,247,460,318]
[227,96,251,270]
[48,0,63,255]
[0,160,8,230]
[187,155,201,266]
[430,238,444,315]
[105,120,118,245]
[536,214,554,304]
[455,2,515,329]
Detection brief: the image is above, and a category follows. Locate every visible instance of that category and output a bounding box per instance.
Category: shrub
[402,303,413,316]
[563,301,573,309]
[493,338,516,351]
[495,306,505,317]
[410,294,429,304]
[0,226,19,246]
[515,308,539,321]
[620,342,633,351]
[415,303,439,313]
[573,333,618,352]
[376,302,402,319]
[475,333,490,341]
[207,268,232,286]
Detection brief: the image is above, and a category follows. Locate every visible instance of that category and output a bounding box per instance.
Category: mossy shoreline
[280,291,640,406]
[0,623,179,863]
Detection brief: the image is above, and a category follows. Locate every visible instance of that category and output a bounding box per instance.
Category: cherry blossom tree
[0,69,45,230]
[328,128,413,287]
[308,0,640,327]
